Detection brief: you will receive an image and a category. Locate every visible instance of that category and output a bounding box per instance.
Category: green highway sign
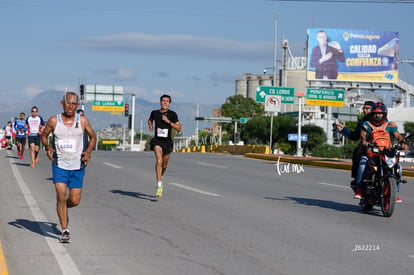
[306,88,345,107]
[92,101,124,112]
[240,117,251,124]
[256,86,295,104]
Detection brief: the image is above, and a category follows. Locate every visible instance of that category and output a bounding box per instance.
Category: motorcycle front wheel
[381,177,397,217]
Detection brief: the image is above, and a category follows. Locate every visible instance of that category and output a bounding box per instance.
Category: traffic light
[332,125,342,145]
[128,114,132,129]
[234,132,240,144]
[80,84,85,100]
[124,103,129,117]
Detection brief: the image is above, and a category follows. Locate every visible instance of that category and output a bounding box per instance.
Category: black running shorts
[28,136,41,146]
[16,137,26,146]
[150,138,173,155]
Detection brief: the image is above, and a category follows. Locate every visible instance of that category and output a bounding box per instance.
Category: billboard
[307,28,399,83]
[85,85,124,102]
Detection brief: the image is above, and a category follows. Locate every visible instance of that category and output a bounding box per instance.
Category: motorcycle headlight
[385,156,396,168]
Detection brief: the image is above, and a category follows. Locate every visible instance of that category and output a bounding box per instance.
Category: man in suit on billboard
[310,30,345,80]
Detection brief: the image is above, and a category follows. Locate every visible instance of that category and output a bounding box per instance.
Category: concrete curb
[244,153,414,178]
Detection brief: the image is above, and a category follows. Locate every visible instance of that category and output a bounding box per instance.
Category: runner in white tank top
[52,113,84,170]
[41,91,96,243]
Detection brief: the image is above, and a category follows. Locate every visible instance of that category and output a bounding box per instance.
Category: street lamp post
[130,94,136,151]
[273,10,278,87]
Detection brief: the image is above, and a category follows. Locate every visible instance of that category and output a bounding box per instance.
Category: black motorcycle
[352,143,404,217]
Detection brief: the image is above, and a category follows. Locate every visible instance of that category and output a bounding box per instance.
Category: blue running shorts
[52,164,85,189]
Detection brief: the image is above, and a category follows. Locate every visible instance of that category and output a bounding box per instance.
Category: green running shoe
[155,185,163,197]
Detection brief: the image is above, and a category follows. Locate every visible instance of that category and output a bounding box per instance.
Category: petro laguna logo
[342,31,381,42]
[343,32,350,41]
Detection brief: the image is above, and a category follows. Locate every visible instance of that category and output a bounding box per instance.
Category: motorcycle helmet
[370,102,387,125]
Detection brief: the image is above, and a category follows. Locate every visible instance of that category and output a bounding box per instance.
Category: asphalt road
[1,149,414,275]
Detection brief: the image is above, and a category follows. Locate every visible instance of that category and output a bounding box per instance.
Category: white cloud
[123,86,148,98]
[209,71,239,83]
[151,89,185,101]
[76,32,272,60]
[94,69,136,81]
[152,72,170,78]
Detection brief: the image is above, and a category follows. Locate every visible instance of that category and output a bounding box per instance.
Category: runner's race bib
[58,139,77,152]
[157,128,169,138]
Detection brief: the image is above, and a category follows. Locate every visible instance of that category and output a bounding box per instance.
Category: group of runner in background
[1,106,46,168]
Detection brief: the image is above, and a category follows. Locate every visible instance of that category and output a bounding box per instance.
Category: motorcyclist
[354,102,408,201]
[335,101,375,187]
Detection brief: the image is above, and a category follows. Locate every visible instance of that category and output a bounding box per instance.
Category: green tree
[220,95,265,134]
[403,122,414,149]
[241,115,296,146]
[312,143,344,158]
[241,116,269,144]
[300,124,326,154]
[221,95,265,119]
[274,116,298,143]
[403,122,414,135]
[342,141,359,159]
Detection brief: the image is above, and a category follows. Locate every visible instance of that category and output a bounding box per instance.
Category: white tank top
[52,113,84,170]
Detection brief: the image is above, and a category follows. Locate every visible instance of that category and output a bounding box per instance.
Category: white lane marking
[104,162,122,169]
[196,161,227,169]
[317,182,349,189]
[7,151,81,275]
[169,182,221,197]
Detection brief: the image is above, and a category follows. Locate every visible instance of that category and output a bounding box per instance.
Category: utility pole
[130,94,136,151]
[273,10,278,87]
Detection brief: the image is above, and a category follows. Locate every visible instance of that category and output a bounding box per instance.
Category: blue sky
[1,0,413,105]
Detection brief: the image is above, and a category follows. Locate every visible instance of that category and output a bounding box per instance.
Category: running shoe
[20,155,23,159]
[60,229,71,243]
[30,163,35,168]
[155,185,164,197]
[35,157,39,163]
[354,188,363,199]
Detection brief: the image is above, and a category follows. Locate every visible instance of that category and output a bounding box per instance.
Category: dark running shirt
[149,109,179,140]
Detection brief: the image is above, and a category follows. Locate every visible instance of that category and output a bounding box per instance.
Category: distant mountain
[0,90,220,137]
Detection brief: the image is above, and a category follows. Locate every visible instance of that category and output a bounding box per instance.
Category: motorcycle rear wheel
[381,177,397,217]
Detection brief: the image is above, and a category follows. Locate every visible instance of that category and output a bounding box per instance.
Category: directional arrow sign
[288,134,298,141]
[288,134,308,141]
[256,86,295,104]
[240,117,251,124]
[306,88,345,107]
